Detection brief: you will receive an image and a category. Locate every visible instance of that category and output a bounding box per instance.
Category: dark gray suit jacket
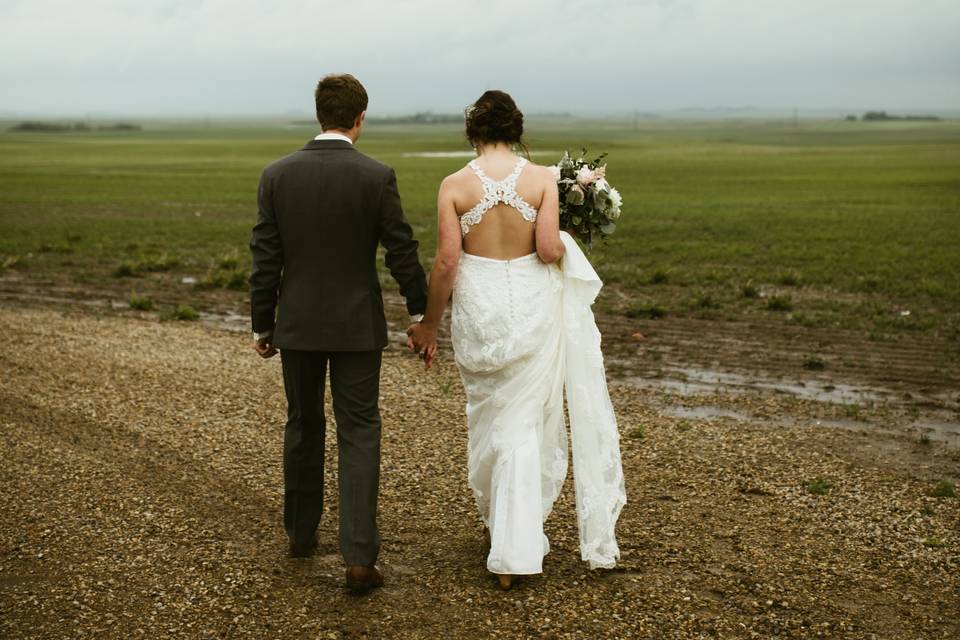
[249,139,428,351]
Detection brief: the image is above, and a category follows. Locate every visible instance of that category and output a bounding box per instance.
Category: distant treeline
[369,112,464,124]
[289,112,463,126]
[292,110,574,127]
[8,121,142,132]
[368,111,574,124]
[845,111,940,122]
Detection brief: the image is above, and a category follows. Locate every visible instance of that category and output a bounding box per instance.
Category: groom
[249,74,428,593]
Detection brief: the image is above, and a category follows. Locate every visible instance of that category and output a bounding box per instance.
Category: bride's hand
[406,322,439,370]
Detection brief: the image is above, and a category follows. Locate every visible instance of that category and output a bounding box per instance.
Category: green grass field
[1,118,958,337]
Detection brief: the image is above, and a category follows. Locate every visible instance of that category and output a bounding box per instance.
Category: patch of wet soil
[2,270,958,447]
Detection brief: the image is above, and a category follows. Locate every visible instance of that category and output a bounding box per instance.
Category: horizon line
[2,105,959,122]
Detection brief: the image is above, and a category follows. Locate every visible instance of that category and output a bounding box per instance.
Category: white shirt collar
[314,132,353,144]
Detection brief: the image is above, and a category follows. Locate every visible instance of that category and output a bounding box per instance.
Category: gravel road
[1,307,957,639]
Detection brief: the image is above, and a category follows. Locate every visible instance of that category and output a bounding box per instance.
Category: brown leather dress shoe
[288,535,318,558]
[345,565,384,594]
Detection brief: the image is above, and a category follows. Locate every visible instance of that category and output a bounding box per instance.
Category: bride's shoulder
[439,165,475,190]
[524,160,552,175]
[523,161,558,184]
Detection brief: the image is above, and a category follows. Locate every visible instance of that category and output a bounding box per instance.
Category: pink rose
[576,165,595,186]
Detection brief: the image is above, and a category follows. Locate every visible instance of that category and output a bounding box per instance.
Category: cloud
[1,0,957,115]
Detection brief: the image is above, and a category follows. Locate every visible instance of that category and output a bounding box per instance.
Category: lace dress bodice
[460,157,539,236]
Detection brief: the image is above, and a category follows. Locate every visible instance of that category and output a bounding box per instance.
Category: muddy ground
[0,277,958,638]
[2,268,958,443]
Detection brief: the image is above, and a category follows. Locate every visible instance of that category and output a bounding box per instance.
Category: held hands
[406,321,438,370]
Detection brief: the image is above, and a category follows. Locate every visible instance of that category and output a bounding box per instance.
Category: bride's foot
[484,531,517,590]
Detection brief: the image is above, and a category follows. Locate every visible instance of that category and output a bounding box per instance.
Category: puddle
[663,366,887,405]
[618,362,955,408]
[662,404,874,433]
[636,364,960,446]
[773,415,873,432]
[627,376,721,396]
[662,406,751,421]
[661,403,960,446]
[911,418,960,443]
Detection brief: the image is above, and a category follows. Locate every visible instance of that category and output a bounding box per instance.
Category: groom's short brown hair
[315,74,368,131]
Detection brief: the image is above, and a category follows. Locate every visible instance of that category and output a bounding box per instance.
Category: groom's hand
[254,337,278,359]
[405,322,421,352]
[406,322,438,370]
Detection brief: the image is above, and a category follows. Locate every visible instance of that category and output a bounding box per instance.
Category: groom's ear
[355,110,366,129]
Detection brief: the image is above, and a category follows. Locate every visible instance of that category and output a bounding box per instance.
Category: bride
[407,90,626,589]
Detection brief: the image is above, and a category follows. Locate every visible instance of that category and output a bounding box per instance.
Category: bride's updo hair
[465,90,528,155]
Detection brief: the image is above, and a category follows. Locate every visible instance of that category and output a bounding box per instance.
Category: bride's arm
[407,177,460,367]
[535,168,564,263]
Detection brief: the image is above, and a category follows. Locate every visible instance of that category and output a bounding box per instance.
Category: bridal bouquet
[549,151,622,250]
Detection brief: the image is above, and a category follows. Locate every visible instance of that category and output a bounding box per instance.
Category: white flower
[576,165,596,186]
[594,178,609,191]
[609,187,622,210]
[547,164,561,181]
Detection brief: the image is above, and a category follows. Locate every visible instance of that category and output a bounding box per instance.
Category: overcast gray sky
[1,0,958,117]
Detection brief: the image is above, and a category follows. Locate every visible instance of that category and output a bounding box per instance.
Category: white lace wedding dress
[451,157,626,575]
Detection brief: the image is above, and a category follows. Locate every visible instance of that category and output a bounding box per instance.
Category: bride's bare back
[442,152,562,261]
[411,145,566,369]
